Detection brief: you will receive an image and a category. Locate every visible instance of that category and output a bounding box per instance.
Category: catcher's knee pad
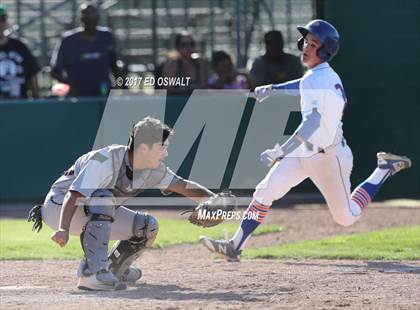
[81,190,116,275]
[133,212,159,247]
[108,212,158,277]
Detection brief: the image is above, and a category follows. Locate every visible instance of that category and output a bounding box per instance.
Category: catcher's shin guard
[108,237,146,282]
[109,212,158,282]
[81,191,116,275]
[81,213,114,274]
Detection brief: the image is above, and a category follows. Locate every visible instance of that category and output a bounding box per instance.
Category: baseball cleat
[377,152,411,176]
[199,236,241,262]
[118,267,142,285]
[77,270,127,291]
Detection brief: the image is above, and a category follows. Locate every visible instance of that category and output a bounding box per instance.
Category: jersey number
[335,83,347,106]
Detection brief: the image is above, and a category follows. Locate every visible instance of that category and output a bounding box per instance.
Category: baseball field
[1,201,419,310]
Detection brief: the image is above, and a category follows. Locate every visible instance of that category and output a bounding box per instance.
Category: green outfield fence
[323,0,420,200]
[1,0,419,201]
[0,93,418,201]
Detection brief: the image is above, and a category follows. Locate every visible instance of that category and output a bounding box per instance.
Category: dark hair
[174,31,195,49]
[211,51,231,68]
[128,117,173,152]
[264,30,284,48]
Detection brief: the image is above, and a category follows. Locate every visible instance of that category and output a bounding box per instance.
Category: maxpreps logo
[92,89,302,190]
[197,209,259,221]
[90,88,341,192]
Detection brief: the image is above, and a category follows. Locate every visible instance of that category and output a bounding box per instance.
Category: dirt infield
[1,203,420,309]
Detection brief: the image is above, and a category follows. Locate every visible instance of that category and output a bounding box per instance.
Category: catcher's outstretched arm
[166,179,215,203]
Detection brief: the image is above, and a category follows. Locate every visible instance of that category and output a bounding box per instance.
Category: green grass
[244,226,420,260]
[0,219,280,260]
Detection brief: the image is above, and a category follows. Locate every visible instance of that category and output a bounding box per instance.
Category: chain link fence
[2,0,315,94]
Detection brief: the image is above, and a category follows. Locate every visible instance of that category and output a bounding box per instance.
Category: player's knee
[87,189,116,219]
[145,215,159,246]
[253,188,275,207]
[145,214,159,241]
[133,213,159,247]
[253,177,290,206]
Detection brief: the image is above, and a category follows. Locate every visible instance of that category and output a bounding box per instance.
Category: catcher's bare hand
[51,229,69,247]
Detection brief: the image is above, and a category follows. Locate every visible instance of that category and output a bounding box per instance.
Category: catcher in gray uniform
[28,117,217,291]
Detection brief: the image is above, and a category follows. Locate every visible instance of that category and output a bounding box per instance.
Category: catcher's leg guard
[109,212,158,282]
[80,190,116,275]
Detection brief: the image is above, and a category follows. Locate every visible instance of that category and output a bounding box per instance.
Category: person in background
[161,32,208,95]
[250,30,303,88]
[208,51,250,89]
[50,2,122,97]
[0,4,40,99]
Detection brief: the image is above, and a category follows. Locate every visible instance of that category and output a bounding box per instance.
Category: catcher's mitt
[182,191,237,227]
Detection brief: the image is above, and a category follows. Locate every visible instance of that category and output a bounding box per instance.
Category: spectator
[161,32,208,95]
[250,30,303,87]
[208,51,250,89]
[154,50,178,90]
[50,2,121,97]
[0,4,40,99]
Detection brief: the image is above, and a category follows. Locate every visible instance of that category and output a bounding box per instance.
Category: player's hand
[254,84,273,103]
[260,144,283,167]
[51,229,69,247]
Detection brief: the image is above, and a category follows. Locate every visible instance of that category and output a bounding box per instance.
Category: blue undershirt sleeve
[296,107,321,140]
[271,79,301,96]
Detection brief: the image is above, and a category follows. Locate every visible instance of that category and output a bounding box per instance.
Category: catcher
[28,116,233,291]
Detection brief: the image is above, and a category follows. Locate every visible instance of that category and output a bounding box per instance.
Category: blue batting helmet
[297,19,340,62]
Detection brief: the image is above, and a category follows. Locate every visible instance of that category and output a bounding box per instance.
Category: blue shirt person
[50,3,121,97]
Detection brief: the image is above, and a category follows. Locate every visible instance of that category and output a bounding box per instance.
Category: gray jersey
[47,145,178,205]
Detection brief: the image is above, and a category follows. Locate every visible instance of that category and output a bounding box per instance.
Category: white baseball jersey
[46,144,177,205]
[254,62,362,227]
[289,62,346,158]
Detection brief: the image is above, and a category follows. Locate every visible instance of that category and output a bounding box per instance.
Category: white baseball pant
[41,192,139,240]
[253,141,362,226]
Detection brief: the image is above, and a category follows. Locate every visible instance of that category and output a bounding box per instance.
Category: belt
[63,168,74,176]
